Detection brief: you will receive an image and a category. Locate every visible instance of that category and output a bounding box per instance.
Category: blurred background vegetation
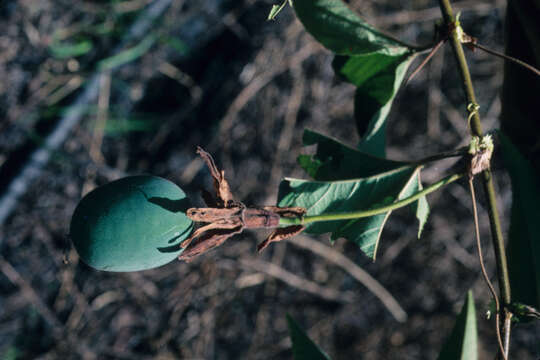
[0,0,538,359]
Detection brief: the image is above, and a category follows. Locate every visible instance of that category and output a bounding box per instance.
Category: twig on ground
[0,256,63,333]
[268,65,305,194]
[217,36,319,155]
[239,258,355,303]
[292,235,408,323]
[90,72,111,165]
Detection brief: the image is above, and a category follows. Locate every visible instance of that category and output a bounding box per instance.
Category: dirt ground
[1,0,539,359]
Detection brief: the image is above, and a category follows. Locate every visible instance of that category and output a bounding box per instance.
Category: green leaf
[292,0,411,56]
[103,117,158,135]
[348,55,414,156]
[292,0,416,156]
[500,132,540,309]
[413,173,429,238]
[1,346,19,360]
[507,302,540,323]
[438,291,478,360]
[298,129,405,180]
[287,315,331,360]
[98,34,156,71]
[49,39,93,59]
[164,37,189,55]
[279,166,424,259]
[296,129,429,244]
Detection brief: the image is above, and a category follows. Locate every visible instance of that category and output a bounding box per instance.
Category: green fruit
[70,175,193,272]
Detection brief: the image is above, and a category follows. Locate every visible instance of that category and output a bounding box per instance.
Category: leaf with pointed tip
[287,315,331,360]
[438,291,478,360]
[298,129,404,180]
[292,0,411,56]
[297,129,429,242]
[412,173,429,238]
[292,0,416,156]
[346,55,414,156]
[500,132,540,309]
[279,164,424,259]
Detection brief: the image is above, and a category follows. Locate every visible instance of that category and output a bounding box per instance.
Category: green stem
[279,172,463,226]
[437,0,511,356]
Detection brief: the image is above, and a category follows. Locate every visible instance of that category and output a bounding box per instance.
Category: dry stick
[292,235,408,323]
[217,38,318,150]
[90,73,111,164]
[405,39,446,84]
[437,0,512,356]
[268,65,305,190]
[82,73,112,195]
[469,178,507,360]
[239,258,355,303]
[0,256,63,334]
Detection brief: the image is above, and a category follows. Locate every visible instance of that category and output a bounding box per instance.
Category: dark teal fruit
[70,176,193,272]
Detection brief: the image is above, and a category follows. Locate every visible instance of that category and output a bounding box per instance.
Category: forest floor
[0,0,538,359]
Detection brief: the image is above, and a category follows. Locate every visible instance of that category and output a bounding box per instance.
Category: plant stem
[279,172,463,226]
[469,178,507,360]
[412,146,467,165]
[472,42,540,77]
[437,0,512,355]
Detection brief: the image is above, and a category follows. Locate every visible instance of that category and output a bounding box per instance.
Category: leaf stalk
[279,172,463,226]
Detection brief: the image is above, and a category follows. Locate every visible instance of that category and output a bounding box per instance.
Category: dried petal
[197,146,235,206]
[181,210,243,250]
[470,148,492,176]
[179,226,242,262]
[257,225,305,252]
[180,147,308,260]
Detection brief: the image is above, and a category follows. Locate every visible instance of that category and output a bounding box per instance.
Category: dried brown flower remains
[178,147,306,262]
